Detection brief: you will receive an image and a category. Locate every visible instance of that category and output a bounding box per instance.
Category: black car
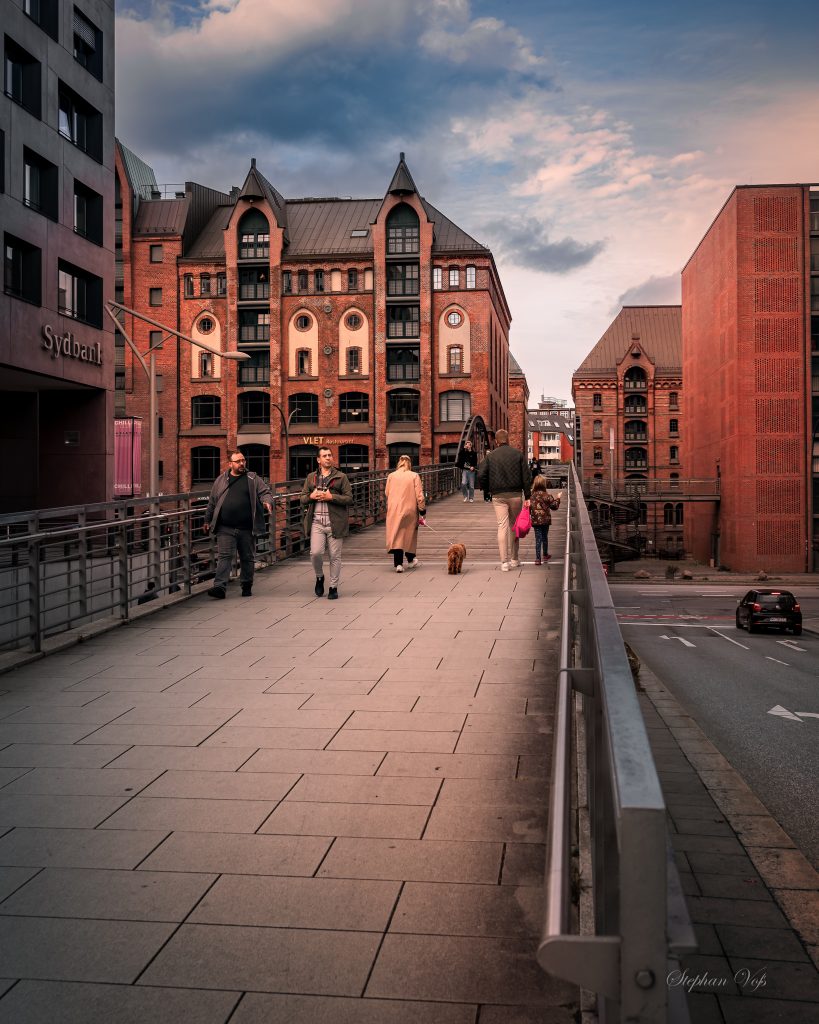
[735,589,802,635]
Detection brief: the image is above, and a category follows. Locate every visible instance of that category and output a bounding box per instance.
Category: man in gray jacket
[477,429,532,571]
[204,452,273,598]
[300,447,353,600]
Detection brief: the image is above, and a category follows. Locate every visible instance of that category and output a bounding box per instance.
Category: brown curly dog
[447,543,466,574]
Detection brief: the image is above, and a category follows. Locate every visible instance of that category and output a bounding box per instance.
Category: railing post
[77,508,88,621]
[118,519,130,622]
[27,538,42,653]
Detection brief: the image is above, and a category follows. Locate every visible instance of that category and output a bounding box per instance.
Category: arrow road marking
[766,657,790,666]
[768,705,803,722]
[660,635,695,647]
[777,640,805,652]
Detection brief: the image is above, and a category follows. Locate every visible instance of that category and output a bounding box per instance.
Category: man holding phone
[300,447,353,600]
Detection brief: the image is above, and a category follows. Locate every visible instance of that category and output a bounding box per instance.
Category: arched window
[192,395,220,427]
[338,444,369,473]
[664,502,674,526]
[240,443,269,479]
[625,419,647,442]
[238,391,269,426]
[238,209,270,259]
[288,393,318,424]
[624,367,647,390]
[183,274,194,297]
[339,392,369,424]
[625,473,647,495]
[388,388,420,423]
[624,394,646,414]
[386,203,419,254]
[669,418,679,435]
[592,419,602,438]
[288,444,318,481]
[675,502,684,525]
[191,445,221,485]
[625,446,647,470]
[439,390,471,421]
[669,445,679,464]
[388,442,420,468]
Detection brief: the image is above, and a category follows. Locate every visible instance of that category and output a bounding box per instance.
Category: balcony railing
[239,284,270,300]
[623,433,647,442]
[239,245,269,260]
[239,326,270,343]
[623,380,647,391]
[238,366,270,386]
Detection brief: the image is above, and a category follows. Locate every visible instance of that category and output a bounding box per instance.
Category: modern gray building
[1,0,115,511]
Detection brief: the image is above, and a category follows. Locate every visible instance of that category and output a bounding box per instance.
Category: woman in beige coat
[385,455,426,572]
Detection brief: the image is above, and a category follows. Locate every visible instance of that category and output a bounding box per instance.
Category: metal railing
[538,462,695,1022]
[0,465,459,655]
[585,479,720,500]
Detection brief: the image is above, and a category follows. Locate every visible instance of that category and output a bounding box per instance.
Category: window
[592,419,602,439]
[314,269,324,293]
[200,273,211,296]
[239,444,269,478]
[184,274,194,298]
[339,392,369,423]
[346,347,362,375]
[73,7,103,81]
[144,243,161,264]
[149,330,163,349]
[345,312,362,330]
[295,314,312,331]
[297,270,308,292]
[675,503,684,526]
[237,209,269,259]
[638,503,648,525]
[347,268,358,291]
[282,270,292,294]
[4,233,41,305]
[623,367,647,390]
[197,317,214,334]
[288,393,318,424]
[386,204,420,254]
[446,310,463,328]
[670,472,680,490]
[439,390,471,422]
[192,395,221,426]
[58,82,102,162]
[296,349,311,376]
[24,0,58,40]
[199,351,214,377]
[238,350,269,386]
[433,267,442,290]
[387,305,420,338]
[625,395,646,414]
[157,417,164,437]
[388,442,419,468]
[439,443,458,464]
[670,445,679,464]
[593,392,602,408]
[663,503,674,526]
[149,288,162,306]
[593,447,603,465]
[289,444,319,481]
[625,419,647,441]
[57,259,101,326]
[4,37,41,118]
[0,128,4,193]
[669,419,679,435]
[449,267,459,288]
[466,265,476,289]
[239,267,268,300]
[338,444,369,473]
[625,446,647,470]
[387,263,419,296]
[191,446,221,485]
[386,345,420,381]
[217,272,226,296]
[23,148,58,220]
[238,391,270,426]
[669,391,679,410]
[239,310,269,342]
[388,389,420,422]
[448,345,463,373]
[350,228,368,238]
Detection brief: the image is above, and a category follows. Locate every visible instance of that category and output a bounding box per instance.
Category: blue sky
[116,0,819,403]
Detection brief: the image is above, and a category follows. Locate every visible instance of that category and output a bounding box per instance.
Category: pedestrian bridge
[0,480,691,1022]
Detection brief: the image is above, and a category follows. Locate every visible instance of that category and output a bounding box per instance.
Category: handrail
[538,462,696,1022]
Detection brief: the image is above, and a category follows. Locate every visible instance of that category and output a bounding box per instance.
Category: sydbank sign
[42,325,103,366]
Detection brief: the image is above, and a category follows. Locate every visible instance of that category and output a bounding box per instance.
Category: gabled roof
[133,198,189,236]
[285,199,381,256]
[387,152,418,196]
[422,199,488,253]
[116,140,158,201]
[573,305,682,378]
[239,159,287,232]
[185,205,233,259]
[509,352,525,377]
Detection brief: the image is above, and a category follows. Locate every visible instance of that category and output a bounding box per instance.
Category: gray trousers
[310,520,343,587]
[214,527,255,588]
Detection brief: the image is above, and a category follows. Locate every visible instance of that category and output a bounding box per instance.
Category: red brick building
[507,352,530,452]
[683,185,819,572]
[115,149,512,492]
[526,397,575,474]
[572,306,685,553]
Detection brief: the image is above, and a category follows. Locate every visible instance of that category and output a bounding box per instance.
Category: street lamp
[270,402,299,480]
[105,301,249,496]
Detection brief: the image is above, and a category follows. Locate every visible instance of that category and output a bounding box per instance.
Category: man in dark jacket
[300,447,353,600]
[477,429,532,571]
[204,452,273,598]
[456,440,477,502]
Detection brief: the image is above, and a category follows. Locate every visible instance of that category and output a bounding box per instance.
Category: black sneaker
[314,576,325,597]
[241,583,252,597]
[327,587,338,600]
[207,586,226,600]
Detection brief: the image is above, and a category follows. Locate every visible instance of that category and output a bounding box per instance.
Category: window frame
[288,392,319,425]
[191,394,221,427]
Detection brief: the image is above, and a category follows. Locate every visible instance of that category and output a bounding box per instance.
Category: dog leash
[418,518,457,547]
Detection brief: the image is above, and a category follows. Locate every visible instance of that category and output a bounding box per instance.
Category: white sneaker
[509,559,521,568]
[407,559,420,569]
[463,497,468,502]
[395,565,404,573]
[469,498,474,502]
[501,562,510,571]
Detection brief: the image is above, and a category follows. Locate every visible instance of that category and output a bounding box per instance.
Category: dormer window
[386,204,419,255]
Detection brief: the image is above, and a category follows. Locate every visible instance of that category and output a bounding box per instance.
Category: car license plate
[767,617,786,622]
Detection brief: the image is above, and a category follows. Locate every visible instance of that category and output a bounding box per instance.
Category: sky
[115,0,819,405]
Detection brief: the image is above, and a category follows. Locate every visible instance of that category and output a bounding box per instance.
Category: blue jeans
[461,469,475,499]
[533,523,550,560]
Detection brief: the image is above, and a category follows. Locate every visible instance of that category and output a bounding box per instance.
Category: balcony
[239,244,269,260]
[624,432,647,443]
[239,283,270,301]
[238,365,270,387]
[623,380,647,391]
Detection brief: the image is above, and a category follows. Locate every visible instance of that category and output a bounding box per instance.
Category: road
[611,583,819,870]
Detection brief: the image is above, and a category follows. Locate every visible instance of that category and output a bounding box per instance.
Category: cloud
[614,274,681,313]
[485,218,604,274]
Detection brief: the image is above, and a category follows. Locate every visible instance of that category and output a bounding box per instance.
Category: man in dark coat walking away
[204,451,274,599]
[477,429,532,571]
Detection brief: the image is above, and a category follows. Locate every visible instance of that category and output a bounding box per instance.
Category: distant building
[116,150,513,491]
[507,352,530,453]
[683,184,819,571]
[527,396,574,472]
[572,306,684,554]
[1,0,116,511]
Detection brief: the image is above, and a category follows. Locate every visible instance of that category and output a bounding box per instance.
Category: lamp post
[269,403,298,481]
[105,301,249,496]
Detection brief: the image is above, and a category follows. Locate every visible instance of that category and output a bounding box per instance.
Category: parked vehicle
[735,589,802,635]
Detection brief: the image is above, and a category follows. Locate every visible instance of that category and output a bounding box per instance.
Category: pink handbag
[514,505,532,539]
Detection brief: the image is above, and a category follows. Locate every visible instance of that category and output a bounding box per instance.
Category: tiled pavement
[0,495,579,1023]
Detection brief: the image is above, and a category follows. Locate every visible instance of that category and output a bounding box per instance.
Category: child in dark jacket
[529,476,560,564]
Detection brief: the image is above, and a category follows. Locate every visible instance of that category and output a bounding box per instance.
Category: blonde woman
[385,455,426,572]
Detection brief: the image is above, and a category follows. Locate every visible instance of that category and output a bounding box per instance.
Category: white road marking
[766,657,790,666]
[708,627,749,649]
[777,640,806,652]
[768,705,802,722]
[795,712,819,720]
[660,635,695,647]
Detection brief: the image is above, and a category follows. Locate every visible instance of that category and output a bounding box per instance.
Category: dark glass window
[289,444,318,481]
[388,442,419,468]
[237,209,269,258]
[669,391,679,410]
[669,418,679,435]
[387,305,420,339]
[592,419,602,439]
[183,274,194,297]
[4,37,41,118]
[669,445,679,463]
[240,443,269,478]
[439,391,471,421]
[288,393,318,424]
[282,270,292,294]
[675,502,684,525]
[338,444,369,473]
[24,0,59,40]
[346,347,362,374]
[192,395,221,426]
[191,446,221,485]
[388,389,420,423]
[386,204,420,254]
[625,446,647,470]
[238,350,269,386]
[593,392,602,408]
[339,392,369,424]
[23,148,58,220]
[624,419,647,441]
[296,349,311,375]
[200,273,211,296]
[4,233,41,305]
[439,443,458,464]
[149,288,162,306]
[58,81,102,162]
[663,502,674,526]
[74,180,103,244]
[238,391,270,426]
[216,272,226,296]
[239,267,268,300]
[199,351,214,378]
[57,259,102,326]
[314,269,324,293]
[624,395,646,414]
[448,345,463,373]
[297,269,308,292]
[624,367,647,390]
[347,268,358,291]
[387,263,419,296]
[149,243,163,263]
[387,345,420,381]
[73,7,103,81]
[239,309,269,343]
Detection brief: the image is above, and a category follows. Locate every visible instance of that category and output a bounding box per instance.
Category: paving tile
[0,723,104,745]
[715,924,809,961]
[748,848,819,890]
[139,831,331,876]
[671,834,747,857]
[0,980,240,1024]
[78,723,221,746]
[425,804,546,844]
[113,707,240,726]
[329,730,458,754]
[677,954,740,994]
[201,726,339,749]
[377,752,517,779]
[0,915,175,983]
[260,801,429,839]
[241,748,384,775]
[390,882,543,938]
[685,851,759,876]
[0,866,216,922]
[501,844,545,887]
[686,896,790,929]
[300,695,417,712]
[694,872,772,901]
[98,796,275,833]
[139,769,300,801]
[0,767,161,798]
[193,693,307,709]
[728,958,819,1001]
[140,923,380,995]
[437,778,545,806]
[286,774,441,805]
[719,994,819,1024]
[516,755,551,779]
[773,890,819,945]
[0,827,168,869]
[190,875,400,930]
[224,709,351,729]
[343,712,466,732]
[463,714,552,735]
[228,993,476,1024]
[0,706,131,726]
[413,696,528,714]
[366,933,575,1004]
[0,794,129,829]
[0,865,40,901]
[478,1006,578,1024]
[0,766,30,787]
[455,732,547,756]
[105,746,257,771]
[318,837,502,883]
[672,817,735,837]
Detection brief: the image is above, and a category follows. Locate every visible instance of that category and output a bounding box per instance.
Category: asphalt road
[611,583,819,870]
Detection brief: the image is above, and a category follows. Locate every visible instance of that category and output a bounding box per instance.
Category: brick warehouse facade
[683,184,819,572]
[116,150,514,493]
[572,306,685,555]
